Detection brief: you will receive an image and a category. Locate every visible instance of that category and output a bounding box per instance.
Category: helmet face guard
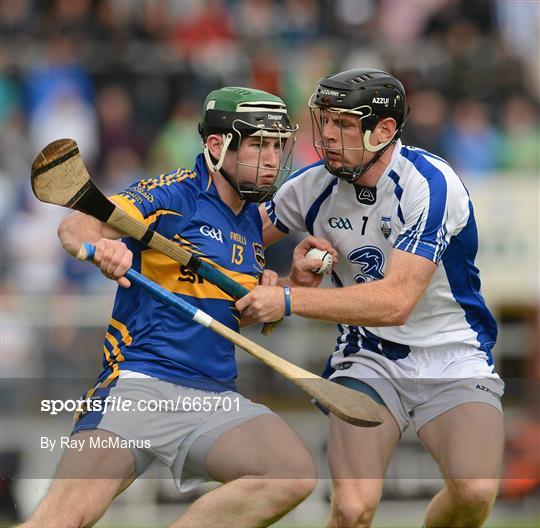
[308,69,409,183]
[199,88,298,203]
[309,98,379,183]
[230,116,297,203]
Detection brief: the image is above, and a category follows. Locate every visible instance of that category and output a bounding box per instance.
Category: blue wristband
[284,286,292,316]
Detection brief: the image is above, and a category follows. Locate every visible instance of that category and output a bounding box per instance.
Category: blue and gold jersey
[98,154,265,392]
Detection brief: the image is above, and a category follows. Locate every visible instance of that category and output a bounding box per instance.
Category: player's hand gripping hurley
[76,241,382,427]
[31,138,280,334]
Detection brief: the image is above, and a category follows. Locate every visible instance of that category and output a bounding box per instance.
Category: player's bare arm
[260,203,288,247]
[58,211,132,288]
[236,248,436,325]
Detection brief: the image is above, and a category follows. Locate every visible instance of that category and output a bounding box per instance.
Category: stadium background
[0,0,538,526]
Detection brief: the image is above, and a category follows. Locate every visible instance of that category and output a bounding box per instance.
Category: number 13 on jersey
[231,243,244,265]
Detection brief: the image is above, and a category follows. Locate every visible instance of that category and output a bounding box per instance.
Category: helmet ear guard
[203,133,233,172]
[363,130,392,153]
[362,103,411,153]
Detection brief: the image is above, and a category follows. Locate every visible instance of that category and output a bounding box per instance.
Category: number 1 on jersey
[231,244,244,265]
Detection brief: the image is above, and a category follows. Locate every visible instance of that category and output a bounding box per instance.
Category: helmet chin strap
[217,168,273,203]
[203,132,286,203]
[204,134,265,203]
[204,132,247,200]
[220,167,247,201]
[329,129,399,183]
[235,182,277,204]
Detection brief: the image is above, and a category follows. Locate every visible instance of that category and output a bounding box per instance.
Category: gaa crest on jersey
[329,217,353,230]
[252,243,265,269]
[380,216,392,239]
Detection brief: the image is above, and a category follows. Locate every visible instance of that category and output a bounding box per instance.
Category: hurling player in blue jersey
[237,70,504,528]
[21,88,317,528]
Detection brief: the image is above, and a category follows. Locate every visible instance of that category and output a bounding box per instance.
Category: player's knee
[447,479,499,512]
[330,482,381,528]
[331,501,377,528]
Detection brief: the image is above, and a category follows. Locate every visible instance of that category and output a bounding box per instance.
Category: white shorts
[72,374,273,491]
[330,344,504,433]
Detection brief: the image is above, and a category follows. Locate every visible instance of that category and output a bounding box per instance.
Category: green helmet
[198,87,298,203]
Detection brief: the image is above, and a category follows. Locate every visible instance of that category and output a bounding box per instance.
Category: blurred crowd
[1,0,539,373]
[2,0,539,294]
[1,2,539,511]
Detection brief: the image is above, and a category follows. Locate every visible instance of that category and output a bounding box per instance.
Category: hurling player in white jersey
[237,69,504,528]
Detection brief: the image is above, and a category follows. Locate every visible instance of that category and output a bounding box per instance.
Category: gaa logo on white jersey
[200,225,223,243]
[329,217,353,230]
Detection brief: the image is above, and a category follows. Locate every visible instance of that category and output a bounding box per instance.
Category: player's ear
[375,118,397,143]
[206,134,223,159]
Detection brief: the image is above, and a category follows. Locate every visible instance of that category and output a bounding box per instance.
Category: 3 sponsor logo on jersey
[230,231,247,245]
[200,225,223,243]
[329,217,353,230]
[122,190,142,204]
[380,216,392,239]
[131,186,154,203]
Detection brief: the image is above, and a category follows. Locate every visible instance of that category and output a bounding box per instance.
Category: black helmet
[313,69,407,131]
[309,69,409,183]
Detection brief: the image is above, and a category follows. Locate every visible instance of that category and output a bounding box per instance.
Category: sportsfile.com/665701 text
[40,395,241,415]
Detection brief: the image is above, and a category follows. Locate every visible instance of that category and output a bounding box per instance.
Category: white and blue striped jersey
[266,140,497,369]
